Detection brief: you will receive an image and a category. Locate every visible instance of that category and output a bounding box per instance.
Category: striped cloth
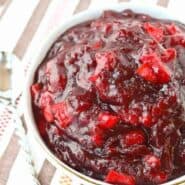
[0,0,185,185]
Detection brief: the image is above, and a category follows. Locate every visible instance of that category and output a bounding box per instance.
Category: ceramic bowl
[24,2,185,185]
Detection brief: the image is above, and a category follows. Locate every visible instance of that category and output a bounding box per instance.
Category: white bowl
[24,2,185,185]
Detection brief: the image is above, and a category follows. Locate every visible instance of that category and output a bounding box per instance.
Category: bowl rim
[24,2,185,185]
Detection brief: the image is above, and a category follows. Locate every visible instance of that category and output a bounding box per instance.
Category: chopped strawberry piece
[105,170,136,185]
[94,51,117,76]
[137,55,171,84]
[136,63,157,83]
[161,48,176,63]
[139,51,173,83]
[89,51,117,82]
[31,83,42,97]
[43,105,54,122]
[124,130,145,146]
[155,63,171,83]
[140,53,160,64]
[144,22,163,41]
[51,102,73,128]
[166,23,177,35]
[98,112,119,129]
[143,155,161,169]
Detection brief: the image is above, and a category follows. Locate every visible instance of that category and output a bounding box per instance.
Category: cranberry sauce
[31,10,185,185]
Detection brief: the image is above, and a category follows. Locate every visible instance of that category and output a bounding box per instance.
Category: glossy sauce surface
[31,10,185,185]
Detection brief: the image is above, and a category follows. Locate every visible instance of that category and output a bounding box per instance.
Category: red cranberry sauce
[31,10,185,185]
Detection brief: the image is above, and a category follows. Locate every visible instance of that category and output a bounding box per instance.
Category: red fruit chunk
[166,23,177,35]
[124,130,145,146]
[136,56,171,84]
[43,105,54,122]
[143,155,161,169]
[144,22,163,41]
[161,48,176,63]
[98,112,119,129]
[105,170,136,185]
[136,63,160,83]
[31,83,42,97]
[92,51,117,78]
[51,102,73,128]
[140,52,160,64]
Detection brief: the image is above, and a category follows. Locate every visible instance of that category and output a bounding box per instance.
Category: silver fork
[0,51,12,105]
[0,51,40,185]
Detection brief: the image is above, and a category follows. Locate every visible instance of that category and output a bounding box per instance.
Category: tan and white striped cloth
[0,0,185,185]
